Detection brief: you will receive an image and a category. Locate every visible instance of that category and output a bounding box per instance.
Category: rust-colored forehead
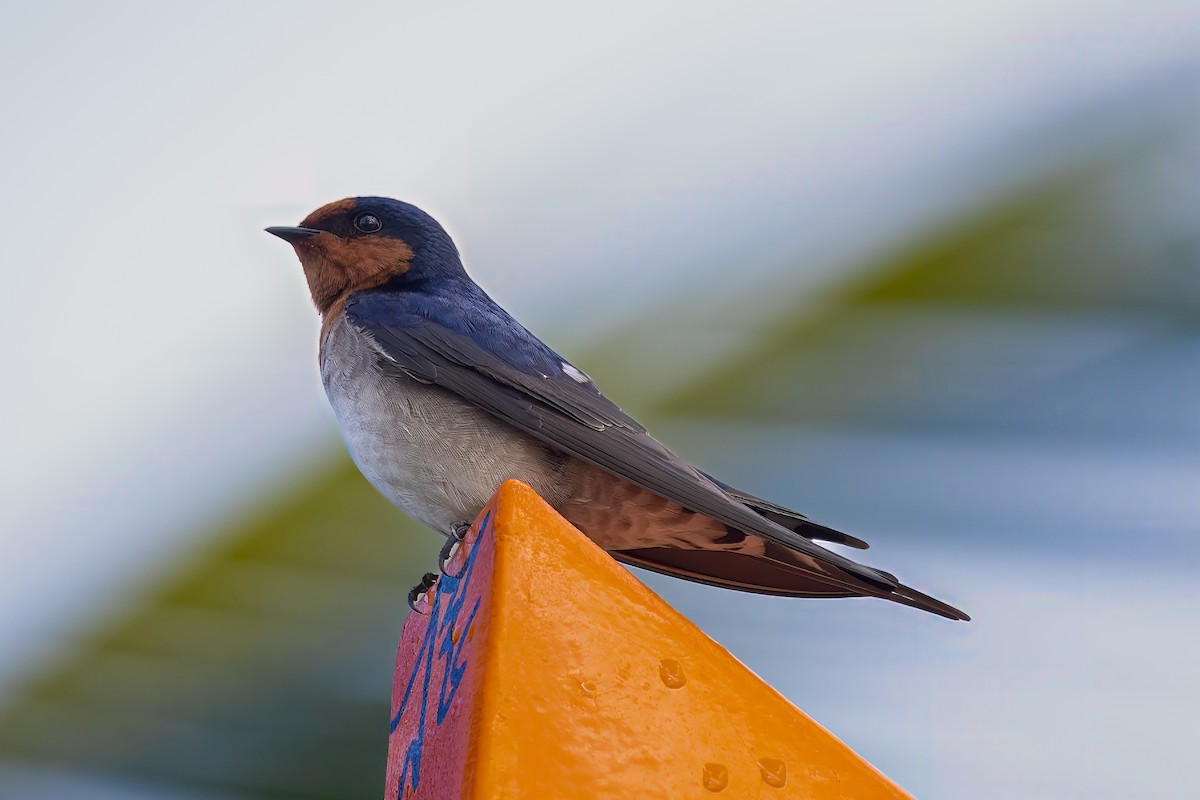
[301,197,357,228]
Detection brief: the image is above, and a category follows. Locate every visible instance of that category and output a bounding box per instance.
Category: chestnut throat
[297,233,416,315]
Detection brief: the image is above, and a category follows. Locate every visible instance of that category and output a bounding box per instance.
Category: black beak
[265,226,321,244]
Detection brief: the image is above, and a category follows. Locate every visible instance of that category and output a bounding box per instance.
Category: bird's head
[267,196,465,314]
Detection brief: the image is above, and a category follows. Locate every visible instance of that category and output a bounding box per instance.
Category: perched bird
[268,197,968,620]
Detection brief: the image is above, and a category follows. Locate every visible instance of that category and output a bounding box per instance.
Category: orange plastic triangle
[386,480,912,799]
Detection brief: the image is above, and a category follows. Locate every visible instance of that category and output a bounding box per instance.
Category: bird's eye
[354,213,382,233]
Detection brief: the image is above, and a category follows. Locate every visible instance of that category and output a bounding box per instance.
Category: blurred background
[1,2,1198,798]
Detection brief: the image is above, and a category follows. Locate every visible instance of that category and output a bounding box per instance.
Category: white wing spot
[359,329,397,361]
[562,363,590,383]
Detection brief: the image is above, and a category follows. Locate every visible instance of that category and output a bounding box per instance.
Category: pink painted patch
[384,506,496,800]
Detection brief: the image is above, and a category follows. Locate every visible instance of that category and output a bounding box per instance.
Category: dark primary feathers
[346,284,969,621]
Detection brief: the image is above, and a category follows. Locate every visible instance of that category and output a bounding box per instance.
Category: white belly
[319,316,571,534]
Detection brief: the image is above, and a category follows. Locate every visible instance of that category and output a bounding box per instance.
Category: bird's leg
[406,572,439,614]
[438,520,471,577]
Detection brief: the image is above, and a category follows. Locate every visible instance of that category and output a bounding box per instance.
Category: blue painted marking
[392,513,488,798]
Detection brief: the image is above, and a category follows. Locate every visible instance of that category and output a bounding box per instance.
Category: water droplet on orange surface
[580,680,597,698]
[659,658,687,688]
[702,762,729,792]
[758,757,787,788]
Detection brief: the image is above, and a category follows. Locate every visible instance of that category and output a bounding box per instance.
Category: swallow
[267,197,968,620]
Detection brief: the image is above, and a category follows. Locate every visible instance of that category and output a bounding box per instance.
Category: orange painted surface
[386,480,913,800]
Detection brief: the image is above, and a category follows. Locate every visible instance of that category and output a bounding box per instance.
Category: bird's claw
[439,521,471,577]
[406,572,439,614]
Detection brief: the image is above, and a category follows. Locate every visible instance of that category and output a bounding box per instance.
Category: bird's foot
[438,520,471,577]
[406,572,439,614]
